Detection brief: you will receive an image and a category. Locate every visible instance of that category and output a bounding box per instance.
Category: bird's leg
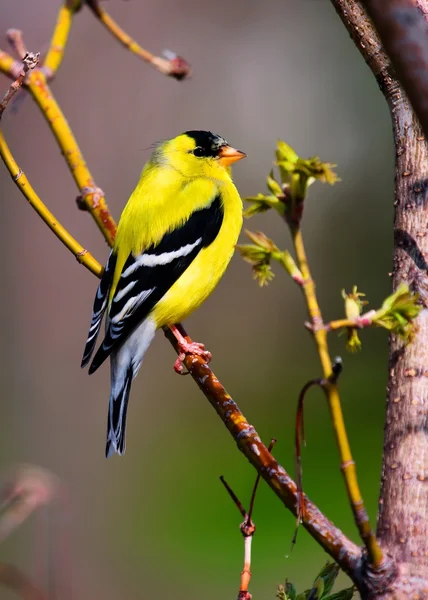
[169,324,212,374]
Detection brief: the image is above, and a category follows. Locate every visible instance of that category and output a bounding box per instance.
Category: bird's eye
[192,147,205,157]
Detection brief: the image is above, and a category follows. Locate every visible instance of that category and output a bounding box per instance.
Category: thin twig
[6,29,28,60]
[295,379,324,526]
[26,69,117,245]
[85,0,191,80]
[247,437,276,523]
[289,221,384,568]
[43,3,78,79]
[219,476,247,520]
[323,315,374,332]
[0,52,39,119]
[0,129,103,277]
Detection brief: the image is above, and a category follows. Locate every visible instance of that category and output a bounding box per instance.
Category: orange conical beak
[218,145,247,167]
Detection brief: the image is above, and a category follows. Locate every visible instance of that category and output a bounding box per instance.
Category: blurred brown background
[0,1,393,598]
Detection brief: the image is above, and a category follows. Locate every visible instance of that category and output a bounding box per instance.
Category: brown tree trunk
[375,83,428,600]
[330,1,428,598]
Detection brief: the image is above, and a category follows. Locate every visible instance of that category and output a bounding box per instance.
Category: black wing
[88,194,223,374]
[81,250,117,367]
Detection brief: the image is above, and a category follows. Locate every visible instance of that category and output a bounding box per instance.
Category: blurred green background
[0,0,393,598]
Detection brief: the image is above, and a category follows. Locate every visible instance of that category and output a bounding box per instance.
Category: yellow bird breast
[153,183,243,327]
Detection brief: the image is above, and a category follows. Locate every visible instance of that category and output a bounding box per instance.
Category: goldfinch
[81,130,246,457]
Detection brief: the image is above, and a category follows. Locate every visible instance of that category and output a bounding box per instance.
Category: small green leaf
[284,581,297,600]
[267,170,283,196]
[324,586,354,600]
[314,562,339,596]
[243,193,284,218]
[276,140,299,164]
[372,283,421,339]
[307,578,323,599]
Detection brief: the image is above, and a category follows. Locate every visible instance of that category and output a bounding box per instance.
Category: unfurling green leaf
[238,231,302,286]
[284,581,297,600]
[276,142,339,202]
[313,562,339,597]
[276,140,299,165]
[277,581,298,600]
[244,140,339,224]
[243,193,284,218]
[372,283,421,339]
[267,170,283,197]
[275,563,353,600]
[237,231,278,287]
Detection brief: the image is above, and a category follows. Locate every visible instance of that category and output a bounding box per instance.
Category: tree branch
[0,129,102,277]
[360,0,428,139]
[164,328,363,580]
[289,221,383,569]
[42,2,80,80]
[85,0,191,80]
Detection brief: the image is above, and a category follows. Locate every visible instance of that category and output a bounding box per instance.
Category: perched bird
[81,130,246,457]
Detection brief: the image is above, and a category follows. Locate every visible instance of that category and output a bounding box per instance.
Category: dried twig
[0,51,39,119]
[6,29,28,60]
[85,0,191,79]
[0,465,60,544]
[220,439,276,600]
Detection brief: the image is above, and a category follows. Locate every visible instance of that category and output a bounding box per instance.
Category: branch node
[12,168,23,182]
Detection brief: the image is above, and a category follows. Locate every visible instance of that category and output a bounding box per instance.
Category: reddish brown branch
[221,439,276,600]
[295,379,324,524]
[165,328,362,581]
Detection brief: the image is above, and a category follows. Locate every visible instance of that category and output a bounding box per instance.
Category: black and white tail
[81,250,117,368]
[104,318,156,457]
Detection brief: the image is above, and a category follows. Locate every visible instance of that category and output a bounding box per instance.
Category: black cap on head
[185,130,228,158]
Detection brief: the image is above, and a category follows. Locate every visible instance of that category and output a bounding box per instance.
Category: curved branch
[85,0,191,80]
[0,130,102,277]
[360,0,428,138]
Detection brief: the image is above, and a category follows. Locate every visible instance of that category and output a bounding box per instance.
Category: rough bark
[331,1,428,598]
[376,84,428,600]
